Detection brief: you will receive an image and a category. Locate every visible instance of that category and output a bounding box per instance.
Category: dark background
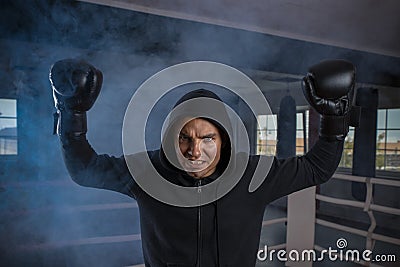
[0,0,399,266]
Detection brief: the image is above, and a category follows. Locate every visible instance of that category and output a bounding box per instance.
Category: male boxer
[50,59,355,266]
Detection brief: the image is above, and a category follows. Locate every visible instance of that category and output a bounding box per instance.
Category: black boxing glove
[50,59,103,138]
[302,59,356,141]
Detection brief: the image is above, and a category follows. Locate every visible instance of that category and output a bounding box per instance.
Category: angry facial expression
[178,118,222,179]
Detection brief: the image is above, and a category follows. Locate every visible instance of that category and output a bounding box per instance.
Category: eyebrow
[201,133,217,138]
[179,133,217,139]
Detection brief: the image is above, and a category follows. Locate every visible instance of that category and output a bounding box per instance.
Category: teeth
[189,160,204,165]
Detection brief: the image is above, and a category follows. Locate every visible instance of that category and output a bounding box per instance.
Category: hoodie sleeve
[60,135,139,199]
[256,138,344,203]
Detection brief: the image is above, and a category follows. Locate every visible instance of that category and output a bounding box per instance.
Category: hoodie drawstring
[215,201,220,267]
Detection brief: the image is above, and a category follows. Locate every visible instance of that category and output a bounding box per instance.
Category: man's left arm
[257,59,358,201]
[262,138,343,202]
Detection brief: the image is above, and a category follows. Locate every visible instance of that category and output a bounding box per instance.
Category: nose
[188,140,202,159]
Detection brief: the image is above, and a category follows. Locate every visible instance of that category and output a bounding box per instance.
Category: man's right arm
[60,134,137,198]
[50,59,138,198]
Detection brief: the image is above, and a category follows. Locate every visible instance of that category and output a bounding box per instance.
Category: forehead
[180,118,219,134]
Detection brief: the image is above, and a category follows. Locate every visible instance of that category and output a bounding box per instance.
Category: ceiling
[80,0,400,58]
[76,0,400,109]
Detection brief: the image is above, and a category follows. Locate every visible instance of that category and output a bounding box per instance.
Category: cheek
[212,143,222,163]
[202,144,215,155]
[179,143,188,155]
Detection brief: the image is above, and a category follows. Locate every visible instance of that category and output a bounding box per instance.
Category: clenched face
[178,118,222,179]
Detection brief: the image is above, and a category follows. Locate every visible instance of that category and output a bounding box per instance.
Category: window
[339,108,400,172]
[256,114,277,156]
[339,127,355,168]
[0,98,17,155]
[376,109,400,172]
[296,111,308,155]
[256,111,308,156]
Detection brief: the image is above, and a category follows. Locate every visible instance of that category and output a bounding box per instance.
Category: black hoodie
[61,89,344,266]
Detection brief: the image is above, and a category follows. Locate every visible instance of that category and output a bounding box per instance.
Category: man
[50,59,356,266]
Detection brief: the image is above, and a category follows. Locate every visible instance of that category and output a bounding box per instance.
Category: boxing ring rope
[316,173,400,246]
[262,217,287,227]
[14,173,398,267]
[261,173,400,266]
[260,217,287,250]
[314,174,400,266]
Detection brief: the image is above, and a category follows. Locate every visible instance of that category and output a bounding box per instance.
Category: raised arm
[50,59,137,198]
[258,59,357,202]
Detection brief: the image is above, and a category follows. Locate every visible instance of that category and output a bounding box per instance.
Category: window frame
[256,114,277,156]
[0,97,18,159]
[337,108,400,179]
[256,110,308,156]
[376,108,400,173]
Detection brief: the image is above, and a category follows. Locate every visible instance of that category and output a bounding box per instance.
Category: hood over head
[159,89,233,185]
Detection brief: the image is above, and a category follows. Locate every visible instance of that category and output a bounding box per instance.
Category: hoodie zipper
[197,179,202,267]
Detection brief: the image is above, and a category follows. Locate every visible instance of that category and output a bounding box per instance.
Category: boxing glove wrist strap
[320,114,349,141]
[54,110,87,137]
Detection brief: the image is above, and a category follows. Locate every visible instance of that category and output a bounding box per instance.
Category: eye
[203,137,213,143]
[179,135,190,143]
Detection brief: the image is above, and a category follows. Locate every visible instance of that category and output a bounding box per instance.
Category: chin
[188,171,205,179]
[190,167,216,179]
